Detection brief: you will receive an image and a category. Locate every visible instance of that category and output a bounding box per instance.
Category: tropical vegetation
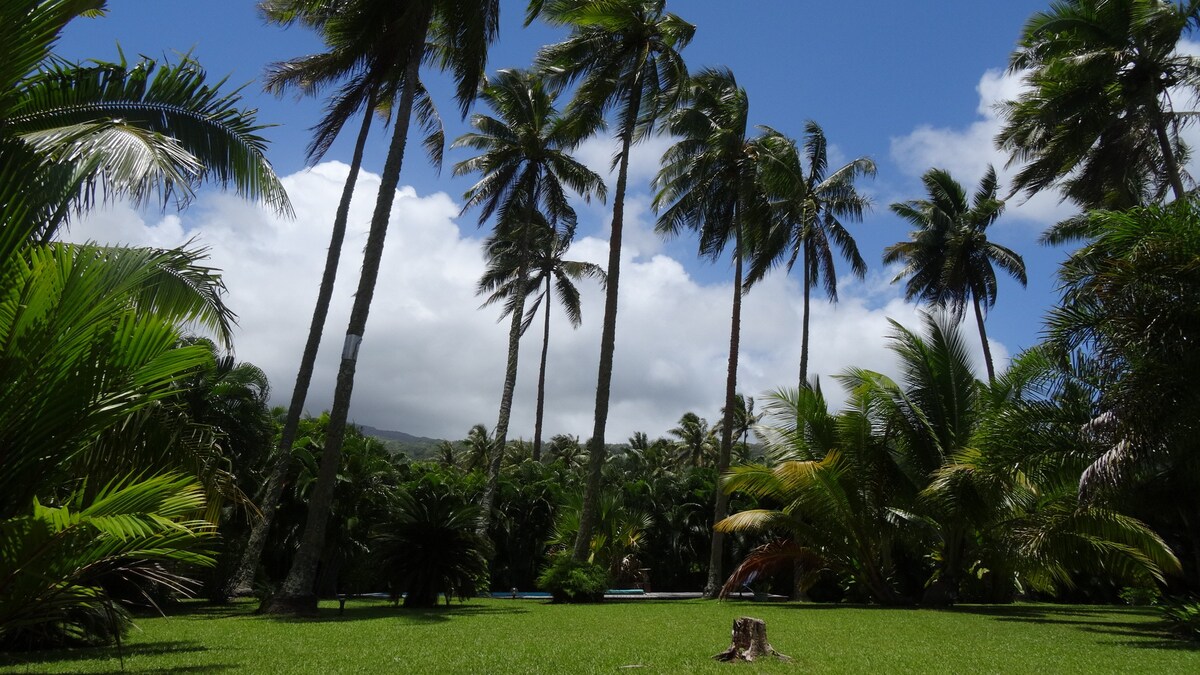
[7,0,1200,666]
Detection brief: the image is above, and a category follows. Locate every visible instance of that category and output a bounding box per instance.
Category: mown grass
[2,598,1197,674]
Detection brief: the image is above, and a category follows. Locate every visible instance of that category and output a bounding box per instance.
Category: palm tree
[668,412,716,469]
[719,315,1180,606]
[226,0,443,597]
[873,315,1179,604]
[546,433,587,469]
[884,166,1027,382]
[1046,201,1200,500]
[463,423,494,473]
[652,66,772,597]
[527,231,603,462]
[997,0,1200,208]
[717,386,909,605]
[479,223,604,461]
[267,0,500,616]
[453,67,604,534]
[0,474,218,648]
[534,0,695,564]
[748,122,875,390]
[721,393,758,462]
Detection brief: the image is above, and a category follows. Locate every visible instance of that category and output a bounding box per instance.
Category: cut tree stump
[713,616,790,662]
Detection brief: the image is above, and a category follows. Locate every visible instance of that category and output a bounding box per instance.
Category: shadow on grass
[947,604,1199,650]
[260,601,530,625]
[0,640,237,673]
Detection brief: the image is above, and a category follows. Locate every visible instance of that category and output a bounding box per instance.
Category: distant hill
[355,424,444,460]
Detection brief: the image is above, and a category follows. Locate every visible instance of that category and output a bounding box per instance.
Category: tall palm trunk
[972,293,995,383]
[1152,104,1186,201]
[477,253,529,536]
[479,195,539,536]
[532,274,553,462]
[798,240,812,390]
[793,246,816,599]
[703,224,743,599]
[573,84,642,563]
[265,28,428,615]
[225,93,376,599]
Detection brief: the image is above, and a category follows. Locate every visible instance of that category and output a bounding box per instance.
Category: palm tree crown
[884,166,1027,381]
[748,122,875,389]
[997,0,1200,208]
[454,67,605,233]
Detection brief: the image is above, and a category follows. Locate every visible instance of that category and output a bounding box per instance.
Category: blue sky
[57,1,1098,440]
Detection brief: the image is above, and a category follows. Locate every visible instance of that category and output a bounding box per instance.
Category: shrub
[0,475,216,649]
[536,554,608,603]
[1159,598,1200,640]
[1119,585,1160,606]
[372,488,491,608]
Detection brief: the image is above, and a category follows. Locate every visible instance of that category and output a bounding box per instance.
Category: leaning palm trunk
[1152,109,1186,201]
[532,275,553,461]
[573,86,641,563]
[265,36,426,615]
[226,94,376,599]
[704,233,743,599]
[477,265,528,537]
[972,293,995,383]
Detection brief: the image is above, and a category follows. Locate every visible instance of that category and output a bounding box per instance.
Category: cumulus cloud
[65,161,1007,442]
[890,69,1080,228]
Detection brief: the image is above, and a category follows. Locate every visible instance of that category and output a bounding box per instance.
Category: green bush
[1159,598,1200,640]
[536,554,608,603]
[1119,585,1160,606]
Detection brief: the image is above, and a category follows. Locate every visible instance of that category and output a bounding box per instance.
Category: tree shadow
[947,604,1195,650]
[260,601,529,625]
[767,602,910,610]
[0,640,234,672]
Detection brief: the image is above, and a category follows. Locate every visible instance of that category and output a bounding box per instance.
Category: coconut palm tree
[478,222,604,462]
[997,0,1200,208]
[526,231,603,462]
[748,122,875,390]
[668,412,716,469]
[884,166,1026,382]
[720,394,759,463]
[227,0,443,597]
[534,0,695,563]
[652,66,774,597]
[268,0,499,616]
[453,67,604,534]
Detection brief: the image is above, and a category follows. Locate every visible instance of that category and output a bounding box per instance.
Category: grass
[2,598,1197,674]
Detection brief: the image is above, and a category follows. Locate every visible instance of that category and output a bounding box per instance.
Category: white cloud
[573,133,676,191]
[890,68,1080,228]
[65,161,1010,443]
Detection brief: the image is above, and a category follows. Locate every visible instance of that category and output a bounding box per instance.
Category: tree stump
[713,616,790,662]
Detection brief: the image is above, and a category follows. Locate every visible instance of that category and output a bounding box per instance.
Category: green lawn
[2,598,1196,674]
